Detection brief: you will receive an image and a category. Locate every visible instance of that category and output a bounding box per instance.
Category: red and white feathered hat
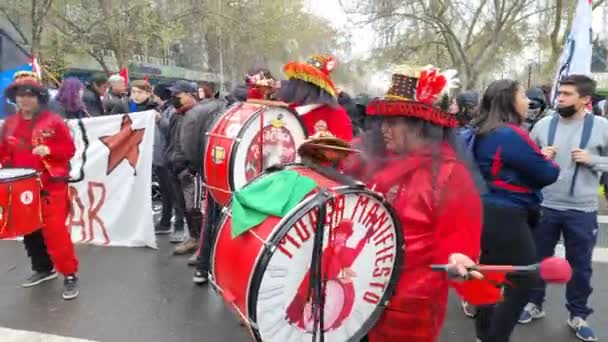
[283,54,338,98]
[366,65,459,127]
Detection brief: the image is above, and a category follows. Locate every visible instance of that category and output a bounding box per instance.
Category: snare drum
[211,164,404,341]
[0,168,43,239]
[204,102,307,206]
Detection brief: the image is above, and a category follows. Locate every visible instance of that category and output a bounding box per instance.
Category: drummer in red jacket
[344,66,488,341]
[278,54,353,142]
[0,79,79,300]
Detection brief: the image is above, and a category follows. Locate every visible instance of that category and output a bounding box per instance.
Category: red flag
[31,55,42,80]
[119,67,129,86]
[144,75,149,83]
[451,272,510,305]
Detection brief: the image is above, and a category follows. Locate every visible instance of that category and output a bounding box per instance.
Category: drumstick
[431,257,572,284]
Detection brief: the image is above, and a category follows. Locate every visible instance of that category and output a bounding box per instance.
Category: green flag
[231,170,318,238]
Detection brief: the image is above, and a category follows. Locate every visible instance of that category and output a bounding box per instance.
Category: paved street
[0,238,606,342]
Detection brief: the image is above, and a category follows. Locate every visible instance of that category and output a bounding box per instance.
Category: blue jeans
[528,207,598,319]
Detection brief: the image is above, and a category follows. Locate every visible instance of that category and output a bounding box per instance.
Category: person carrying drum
[278,54,353,142]
[344,66,487,341]
[0,78,80,300]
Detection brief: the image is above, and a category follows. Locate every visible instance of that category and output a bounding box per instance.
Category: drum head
[248,189,404,342]
[231,106,307,190]
[0,168,37,181]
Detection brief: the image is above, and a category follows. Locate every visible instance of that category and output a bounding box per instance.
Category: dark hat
[4,79,49,104]
[153,83,173,101]
[169,80,197,95]
[526,88,546,105]
[456,91,480,109]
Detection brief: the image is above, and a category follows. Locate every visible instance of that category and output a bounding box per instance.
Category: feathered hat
[4,78,49,104]
[366,65,459,127]
[283,54,338,98]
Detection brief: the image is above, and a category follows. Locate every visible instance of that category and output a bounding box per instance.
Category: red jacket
[0,110,76,190]
[364,143,483,342]
[295,104,353,142]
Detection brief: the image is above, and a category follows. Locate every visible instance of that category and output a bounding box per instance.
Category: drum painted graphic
[211,165,403,341]
[204,102,308,206]
[0,168,43,239]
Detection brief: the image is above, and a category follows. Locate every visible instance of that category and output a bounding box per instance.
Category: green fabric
[231,170,318,238]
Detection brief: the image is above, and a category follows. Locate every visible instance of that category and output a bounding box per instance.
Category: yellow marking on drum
[270,118,283,128]
[211,146,226,164]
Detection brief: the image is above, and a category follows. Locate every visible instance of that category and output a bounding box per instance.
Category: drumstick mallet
[431,257,572,284]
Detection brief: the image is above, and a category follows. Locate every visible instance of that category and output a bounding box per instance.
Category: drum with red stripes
[204,102,308,206]
[0,168,43,239]
[211,164,404,341]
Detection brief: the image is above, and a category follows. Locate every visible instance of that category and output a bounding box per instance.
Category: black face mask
[171,97,183,109]
[557,105,577,118]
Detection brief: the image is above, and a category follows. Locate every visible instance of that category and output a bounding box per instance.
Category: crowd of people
[1,55,607,342]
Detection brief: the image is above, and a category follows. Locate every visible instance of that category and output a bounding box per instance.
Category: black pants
[197,190,222,274]
[178,170,203,240]
[169,168,186,232]
[23,230,53,273]
[476,203,538,342]
[154,165,175,228]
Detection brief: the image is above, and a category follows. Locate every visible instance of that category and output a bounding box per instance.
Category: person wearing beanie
[0,79,80,300]
[152,83,185,236]
[278,54,353,141]
[524,87,549,131]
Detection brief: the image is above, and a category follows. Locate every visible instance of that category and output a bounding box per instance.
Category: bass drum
[211,164,404,342]
[204,102,308,206]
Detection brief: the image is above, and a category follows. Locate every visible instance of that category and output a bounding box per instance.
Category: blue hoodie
[474,124,560,209]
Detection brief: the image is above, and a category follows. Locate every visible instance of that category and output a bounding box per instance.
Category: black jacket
[179,99,227,175]
[104,92,129,115]
[82,85,105,116]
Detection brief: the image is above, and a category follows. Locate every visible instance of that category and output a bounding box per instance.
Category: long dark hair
[474,79,523,135]
[277,79,338,107]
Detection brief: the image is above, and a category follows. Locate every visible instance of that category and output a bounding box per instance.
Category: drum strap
[308,189,331,342]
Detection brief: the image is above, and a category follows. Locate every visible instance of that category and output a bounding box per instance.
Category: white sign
[67,111,156,248]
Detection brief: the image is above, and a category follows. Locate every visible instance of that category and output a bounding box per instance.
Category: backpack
[547,113,594,196]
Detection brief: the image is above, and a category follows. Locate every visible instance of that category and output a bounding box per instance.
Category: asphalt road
[0,238,606,342]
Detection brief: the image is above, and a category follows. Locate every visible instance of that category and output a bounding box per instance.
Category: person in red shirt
[343,66,491,341]
[0,79,79,300]
[278,54,353,142]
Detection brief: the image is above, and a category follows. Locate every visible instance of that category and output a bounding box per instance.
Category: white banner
[67,111,156,248]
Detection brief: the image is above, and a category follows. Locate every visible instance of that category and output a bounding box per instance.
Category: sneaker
[187,253,199,266]
[174,238,198,255]
[62,275,79,300]
[22,270,58,288]
[155,223,172,235]
[568,317,598,342]
[170,230,186,243]
[462,301,477,318]
[518,303,546,324]
[193,270,208,285]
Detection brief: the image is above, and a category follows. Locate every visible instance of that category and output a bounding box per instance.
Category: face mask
[557,105,577,118]
[171,97,183,109]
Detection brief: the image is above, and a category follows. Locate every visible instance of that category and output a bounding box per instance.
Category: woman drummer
[344,66,486,341]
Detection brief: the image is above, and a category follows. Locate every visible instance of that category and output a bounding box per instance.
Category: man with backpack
[522,75,607,342]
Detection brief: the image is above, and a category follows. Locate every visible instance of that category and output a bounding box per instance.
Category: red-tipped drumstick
[431,257,572,284]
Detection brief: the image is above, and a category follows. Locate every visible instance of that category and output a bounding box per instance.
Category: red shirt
[0,110,76,189]
[295,104,353,142]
